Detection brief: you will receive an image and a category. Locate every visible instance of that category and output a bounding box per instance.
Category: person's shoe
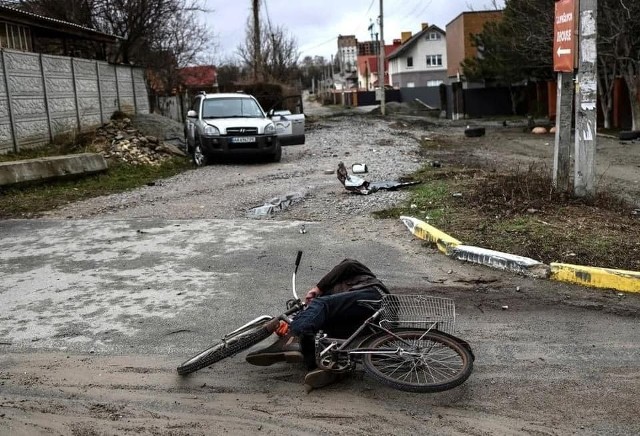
[245,333,304,366]
[303,369,342,393]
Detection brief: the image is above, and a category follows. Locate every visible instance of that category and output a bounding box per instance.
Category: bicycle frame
[315,303,442,365]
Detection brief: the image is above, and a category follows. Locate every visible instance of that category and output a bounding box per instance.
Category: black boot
[245,333,304,366]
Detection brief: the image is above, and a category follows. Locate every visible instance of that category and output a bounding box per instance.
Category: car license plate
[231,136,256,143]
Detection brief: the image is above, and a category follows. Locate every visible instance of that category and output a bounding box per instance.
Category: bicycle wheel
[177,323,271,375]
[361,329,473,393]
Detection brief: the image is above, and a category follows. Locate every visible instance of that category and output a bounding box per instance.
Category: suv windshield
[202,97,264,118]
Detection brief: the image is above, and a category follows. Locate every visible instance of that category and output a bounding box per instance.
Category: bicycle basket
[379,294,456,334]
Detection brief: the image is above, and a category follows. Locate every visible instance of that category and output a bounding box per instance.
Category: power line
[299,36,337,55]
[261,0,273,33]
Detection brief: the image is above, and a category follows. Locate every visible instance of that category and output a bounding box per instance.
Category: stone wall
[0,49,150,154]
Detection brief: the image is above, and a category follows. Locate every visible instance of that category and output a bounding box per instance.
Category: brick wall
[446,11,503,78]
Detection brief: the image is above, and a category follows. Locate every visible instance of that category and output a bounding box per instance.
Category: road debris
[352,163,368,174]
[247,193,304,218]
[336,162,419,195]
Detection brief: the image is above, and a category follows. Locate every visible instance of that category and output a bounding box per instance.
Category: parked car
[184,92,281,165]
[266,95,305,146]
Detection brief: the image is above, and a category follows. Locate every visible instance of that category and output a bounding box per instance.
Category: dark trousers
[290,287,383,338]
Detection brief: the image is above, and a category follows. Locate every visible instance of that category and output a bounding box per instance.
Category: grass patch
[375,161,640,271]
[0,133,95,163]
[0,157,192,218]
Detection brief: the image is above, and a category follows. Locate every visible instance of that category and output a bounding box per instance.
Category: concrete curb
[550,263,640,293]
[400,216,460,254]
[0,153,108,186]
[450,245,550,278]
[400,216,640,293]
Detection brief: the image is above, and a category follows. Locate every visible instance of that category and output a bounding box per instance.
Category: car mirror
[187,110,197,118]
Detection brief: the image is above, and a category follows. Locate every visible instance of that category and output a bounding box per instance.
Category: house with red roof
[178,65,218,93]
[356,42,401,90]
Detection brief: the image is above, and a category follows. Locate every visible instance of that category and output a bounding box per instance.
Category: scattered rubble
[92,118,186,166]
[247,193,305,218]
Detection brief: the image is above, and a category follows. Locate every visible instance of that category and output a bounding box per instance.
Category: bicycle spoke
[368,335,466,386]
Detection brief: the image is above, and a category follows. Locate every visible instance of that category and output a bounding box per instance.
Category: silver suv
[185,93,281,165]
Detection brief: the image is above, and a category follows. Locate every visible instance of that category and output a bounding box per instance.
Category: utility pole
[554,72,573,192]
[378,0,386,115]
[552,0,577,193]
[574,0,597,198]
[330,54,334,82]
[252,0,260,82]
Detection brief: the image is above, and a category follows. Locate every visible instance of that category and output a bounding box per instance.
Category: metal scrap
[336,162,419,195]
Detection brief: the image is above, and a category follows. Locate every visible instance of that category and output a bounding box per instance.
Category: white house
[387,24,448,89]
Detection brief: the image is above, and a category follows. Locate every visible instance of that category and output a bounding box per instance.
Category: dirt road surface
[1,108,640,435]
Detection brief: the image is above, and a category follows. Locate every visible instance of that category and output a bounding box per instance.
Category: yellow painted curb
[400,216,461,254]
[550,263,640,293]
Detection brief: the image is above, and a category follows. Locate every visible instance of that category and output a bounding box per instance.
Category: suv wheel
[270,141,282,163]
[193,139,209,167]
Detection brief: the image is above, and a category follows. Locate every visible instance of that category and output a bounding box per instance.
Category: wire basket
[379,294,456,335]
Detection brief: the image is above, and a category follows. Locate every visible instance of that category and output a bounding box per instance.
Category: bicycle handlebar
[292,251,303,301]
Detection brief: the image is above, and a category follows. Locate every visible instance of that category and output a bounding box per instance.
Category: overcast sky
[203,0,504,63]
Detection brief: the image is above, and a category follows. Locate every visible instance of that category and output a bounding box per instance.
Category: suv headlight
[203,125,220,136]
[264,123,276,135]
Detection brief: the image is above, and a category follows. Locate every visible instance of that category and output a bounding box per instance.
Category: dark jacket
[316,259,389,295]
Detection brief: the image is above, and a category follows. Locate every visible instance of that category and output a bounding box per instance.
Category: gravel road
[44,114,426,225]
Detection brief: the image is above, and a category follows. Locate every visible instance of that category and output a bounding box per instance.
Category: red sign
[554,0,576,72]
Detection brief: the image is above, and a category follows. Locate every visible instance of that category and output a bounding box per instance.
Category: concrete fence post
[39,53,53,143]
[70,58,81,132]
[95,61,104,124]
[2,50,18,153]
[114,64,121,111]
[130,67,138,114]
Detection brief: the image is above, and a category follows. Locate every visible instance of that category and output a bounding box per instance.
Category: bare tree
[89,0,210,65]
[147,6,213,95]
[237,17,300,83]
[607,0,640,130]
[597,0,621,129]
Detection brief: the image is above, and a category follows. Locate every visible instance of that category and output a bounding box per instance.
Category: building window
[426,54,443,67]
[427,80,443,87]
[407,82,415,88]
[0,22,32,51]
[428,32,441,40]
[406,56,413,68]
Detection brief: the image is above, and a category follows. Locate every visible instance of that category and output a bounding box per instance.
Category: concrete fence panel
[5,51,48,149]
[42,54,77,142]
[0,51,13,154]
[98,62,119,122]
[73,58,102,130]
[0,49,150,154]
[116,64,135,114]
[132,68,150,114]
